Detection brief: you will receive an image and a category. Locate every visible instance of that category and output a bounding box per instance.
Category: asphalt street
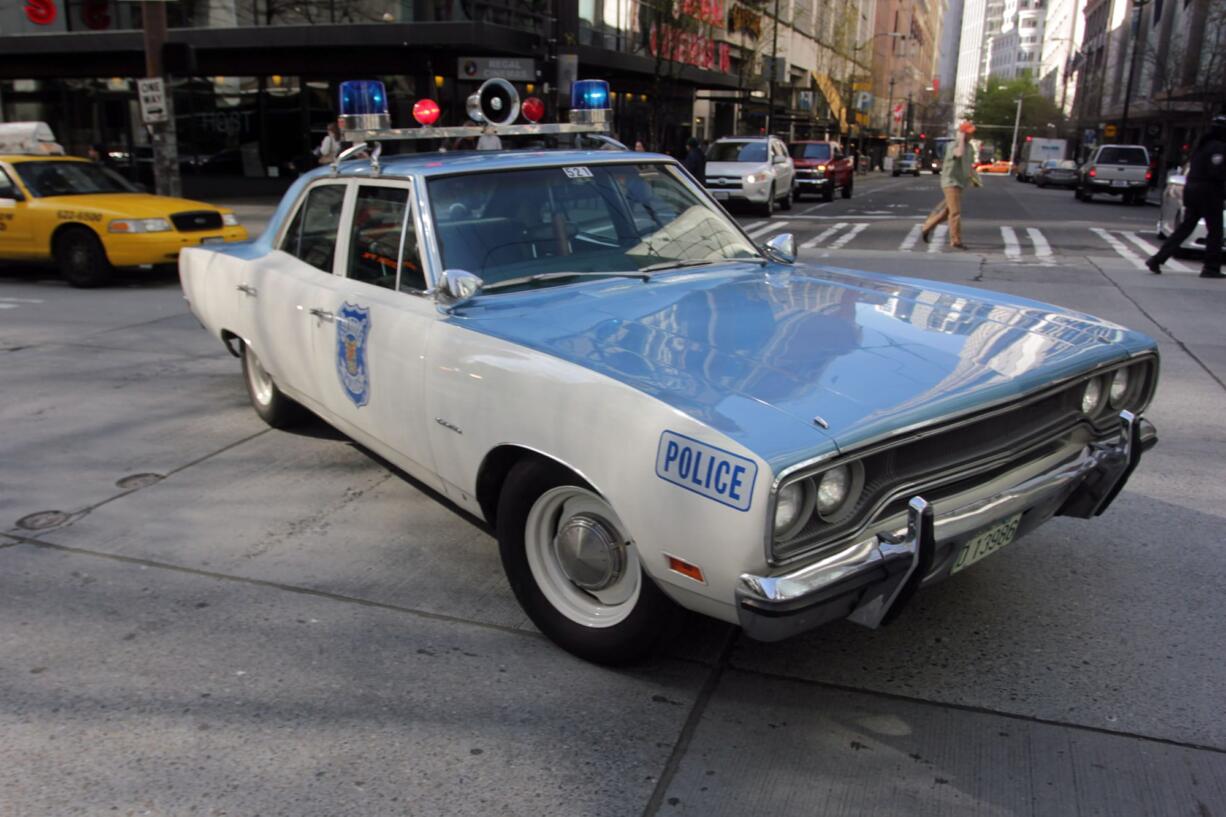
[2,171,1225,816]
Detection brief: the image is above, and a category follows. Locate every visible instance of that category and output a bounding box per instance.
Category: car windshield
[13,160,137,197]
[706,141,767,163]
[1097,147,1147,165]
[900,155,917,164]
[427,162,761,292]
[789,143,831,161]
[1059,160,1076,169]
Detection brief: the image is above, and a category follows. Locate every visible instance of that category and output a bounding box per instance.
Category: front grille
[771,358,1157,564]
[171,210,223,232]
[705,177,741,188]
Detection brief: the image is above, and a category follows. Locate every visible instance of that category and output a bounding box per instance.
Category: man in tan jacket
[921,121,982,248]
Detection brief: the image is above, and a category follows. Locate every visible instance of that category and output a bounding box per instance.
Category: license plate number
[1111,180,1129,187]
[950,514,1022,574]
[201,236,225,244]
[711,190,729,200]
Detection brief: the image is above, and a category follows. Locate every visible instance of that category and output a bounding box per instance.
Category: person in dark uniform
[1147,115,1225,278]
[682,137,706,182]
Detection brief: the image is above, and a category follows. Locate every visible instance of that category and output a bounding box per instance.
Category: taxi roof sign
[0,121,64,155]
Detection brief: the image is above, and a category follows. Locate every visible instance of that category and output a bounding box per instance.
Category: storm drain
[16,510,70,531]
[115,473,164,490]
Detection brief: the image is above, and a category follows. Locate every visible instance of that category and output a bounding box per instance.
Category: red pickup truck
[788,140,854,201]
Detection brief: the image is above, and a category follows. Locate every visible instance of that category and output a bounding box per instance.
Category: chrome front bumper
[736,411,1158,641]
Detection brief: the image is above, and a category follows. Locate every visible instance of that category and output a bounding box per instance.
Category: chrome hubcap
[553,513,625,591]
[246,346,274,406]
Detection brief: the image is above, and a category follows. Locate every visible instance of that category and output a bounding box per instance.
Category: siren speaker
[465,78,521,127]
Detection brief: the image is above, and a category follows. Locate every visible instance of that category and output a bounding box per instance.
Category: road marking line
[740,220,767,233]
[899,224,923,252]
[0,304,18,310]
[1118,231,1192,272]
[800,202,830,214]
[1026,228,1055,266]
[1001,226,1022,260]
[746,220,788,239]
[1090,227,1147,270]
[801,222,849,249]
[827,223,869,249]
[0,297,45,303]
[928,225,947,253]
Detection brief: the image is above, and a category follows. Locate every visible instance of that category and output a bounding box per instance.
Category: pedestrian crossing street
[738,218,1202,271]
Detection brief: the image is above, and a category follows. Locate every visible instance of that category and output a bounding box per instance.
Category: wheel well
[219,329,243,358]
[475,445,586,527]
[50,222,102,256]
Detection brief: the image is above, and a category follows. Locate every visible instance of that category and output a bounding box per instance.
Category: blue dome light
[338,80,391,131]
[571,79,610,110]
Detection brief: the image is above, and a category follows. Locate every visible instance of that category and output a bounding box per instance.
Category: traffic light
[920,132,926,140]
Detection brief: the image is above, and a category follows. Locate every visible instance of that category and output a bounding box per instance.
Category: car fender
[424,318,772,620]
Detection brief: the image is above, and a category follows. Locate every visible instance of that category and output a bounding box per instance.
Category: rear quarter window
[1096,147,1148,165]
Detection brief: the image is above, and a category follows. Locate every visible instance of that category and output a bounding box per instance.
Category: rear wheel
[54,227,112,288]
[242,341,305,428]
[496,457,674,664]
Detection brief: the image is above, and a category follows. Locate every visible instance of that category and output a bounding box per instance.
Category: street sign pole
[142,0,181,198]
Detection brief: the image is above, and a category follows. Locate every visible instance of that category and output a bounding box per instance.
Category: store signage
[458,57,535,82]
[671,0,724,27]
[1104,123,1118,138]
[137,78,169,125]
[729,4,761,38]
[24,0,57,24]
[650,24,732,73]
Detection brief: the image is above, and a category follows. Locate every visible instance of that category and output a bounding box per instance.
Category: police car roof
[313,149,673,180]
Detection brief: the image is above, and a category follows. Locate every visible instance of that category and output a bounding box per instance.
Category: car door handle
[236,284,257,297]
[308,307,334,321]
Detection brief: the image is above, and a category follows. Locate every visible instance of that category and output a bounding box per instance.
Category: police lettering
[655,430,757,511]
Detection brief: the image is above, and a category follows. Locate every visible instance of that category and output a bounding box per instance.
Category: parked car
[1157,169,1226,252]
[979,160,1014,174]
[181,146,1160,665]
[704,136,795,215]
[1034,159,1079,188]
[892,153,921,176]
[1075,144,1151,205]
[0,148,247,287]
[788,140,853,201]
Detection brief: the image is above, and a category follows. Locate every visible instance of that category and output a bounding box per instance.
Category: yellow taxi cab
[0,126,248,286]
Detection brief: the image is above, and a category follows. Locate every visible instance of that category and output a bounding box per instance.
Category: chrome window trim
[761,353,1159,568]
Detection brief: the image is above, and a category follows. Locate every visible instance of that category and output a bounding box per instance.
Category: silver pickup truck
[1076,144,1151,205]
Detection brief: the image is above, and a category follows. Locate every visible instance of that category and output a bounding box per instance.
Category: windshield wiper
[481,270,652,292]
[639,257,766,273]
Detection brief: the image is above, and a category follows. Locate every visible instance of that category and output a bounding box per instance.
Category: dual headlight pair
[773,462,863,539]
[1081,364,1141,415]
[108,213,240,234]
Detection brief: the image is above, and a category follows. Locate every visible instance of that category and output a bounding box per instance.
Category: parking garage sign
[137,78,168,125]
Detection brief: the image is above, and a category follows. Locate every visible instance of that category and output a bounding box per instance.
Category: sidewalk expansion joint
[1086,256,1226,394]
[640,626,739,817]
[7,533,552,645]
[730,665,1226,756]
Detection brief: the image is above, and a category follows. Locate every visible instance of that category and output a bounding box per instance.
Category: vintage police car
[181,81,1159,664]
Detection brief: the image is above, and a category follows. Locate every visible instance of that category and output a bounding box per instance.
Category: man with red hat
[921,120,982,248]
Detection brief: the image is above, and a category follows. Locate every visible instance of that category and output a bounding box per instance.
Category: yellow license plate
[950,514,1022,574]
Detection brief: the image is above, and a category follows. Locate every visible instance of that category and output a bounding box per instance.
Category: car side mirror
[763,232,796,264]
[773,155,787,165]
[434,268,484,308]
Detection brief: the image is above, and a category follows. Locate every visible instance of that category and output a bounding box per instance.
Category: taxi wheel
[54,228,112,288]
[496,457,674,665]
[241,341,304,428]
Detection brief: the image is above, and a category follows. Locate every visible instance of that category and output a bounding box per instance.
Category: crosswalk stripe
[1118,231,1192,272]
[827,223,869,250]
[801,222,847,249]
[899,224,923,252]
[1001,226,1022,260]
[1090,228,1147,270]
[741,220,767,233]
[927,225,947,253]
[1026,228,1055,265]
[745,220,787,238]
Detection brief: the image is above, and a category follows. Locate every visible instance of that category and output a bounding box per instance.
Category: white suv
[704,136,795,216]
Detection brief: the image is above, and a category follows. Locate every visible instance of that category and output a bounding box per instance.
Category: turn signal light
[667,555,705,584]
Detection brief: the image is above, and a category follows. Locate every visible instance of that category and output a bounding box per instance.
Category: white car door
[250,180,349,409]
[772,139,794,191]
[310,178,439,481]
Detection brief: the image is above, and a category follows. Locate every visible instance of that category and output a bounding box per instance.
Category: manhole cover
[115,473,164,490]
[16,510,70,531]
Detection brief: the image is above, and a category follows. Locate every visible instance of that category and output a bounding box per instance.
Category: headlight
[744,171,770,184]
[222,213,240,227]
[108,218,171,233]
[817,465,851,516]
[1081,377,1105,414]
[773,481,813,539]
[817,164,827,173]
[1109,367,1131,406]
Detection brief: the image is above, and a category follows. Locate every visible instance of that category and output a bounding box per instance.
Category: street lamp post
[1120,0,1152,140]
[1009,94,1023,170]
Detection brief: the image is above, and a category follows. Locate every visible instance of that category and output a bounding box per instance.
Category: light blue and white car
[181,145,1160,664]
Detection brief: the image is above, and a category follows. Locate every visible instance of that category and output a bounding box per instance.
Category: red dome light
[520,96,545,123]
[412,98,440,126]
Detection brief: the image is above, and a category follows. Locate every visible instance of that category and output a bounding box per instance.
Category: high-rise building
[953,0,1008,119]
[1040,0,1085,115]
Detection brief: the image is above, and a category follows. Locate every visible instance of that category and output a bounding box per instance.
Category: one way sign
[137,78,169,125]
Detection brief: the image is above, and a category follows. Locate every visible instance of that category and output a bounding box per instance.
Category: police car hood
[453,262,1151,471]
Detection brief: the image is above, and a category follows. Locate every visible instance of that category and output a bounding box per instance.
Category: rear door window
[1096,147,1148,165]
[281,184,346,273]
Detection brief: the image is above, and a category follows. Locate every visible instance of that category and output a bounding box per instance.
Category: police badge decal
[335,303,371,407]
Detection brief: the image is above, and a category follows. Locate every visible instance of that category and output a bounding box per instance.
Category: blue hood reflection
[451,262,1154,471]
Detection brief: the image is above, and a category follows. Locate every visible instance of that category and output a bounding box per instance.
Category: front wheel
[497,458,674,664]
[779,183,793,211]
[54,227,112,288]
[242,341,305,428]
